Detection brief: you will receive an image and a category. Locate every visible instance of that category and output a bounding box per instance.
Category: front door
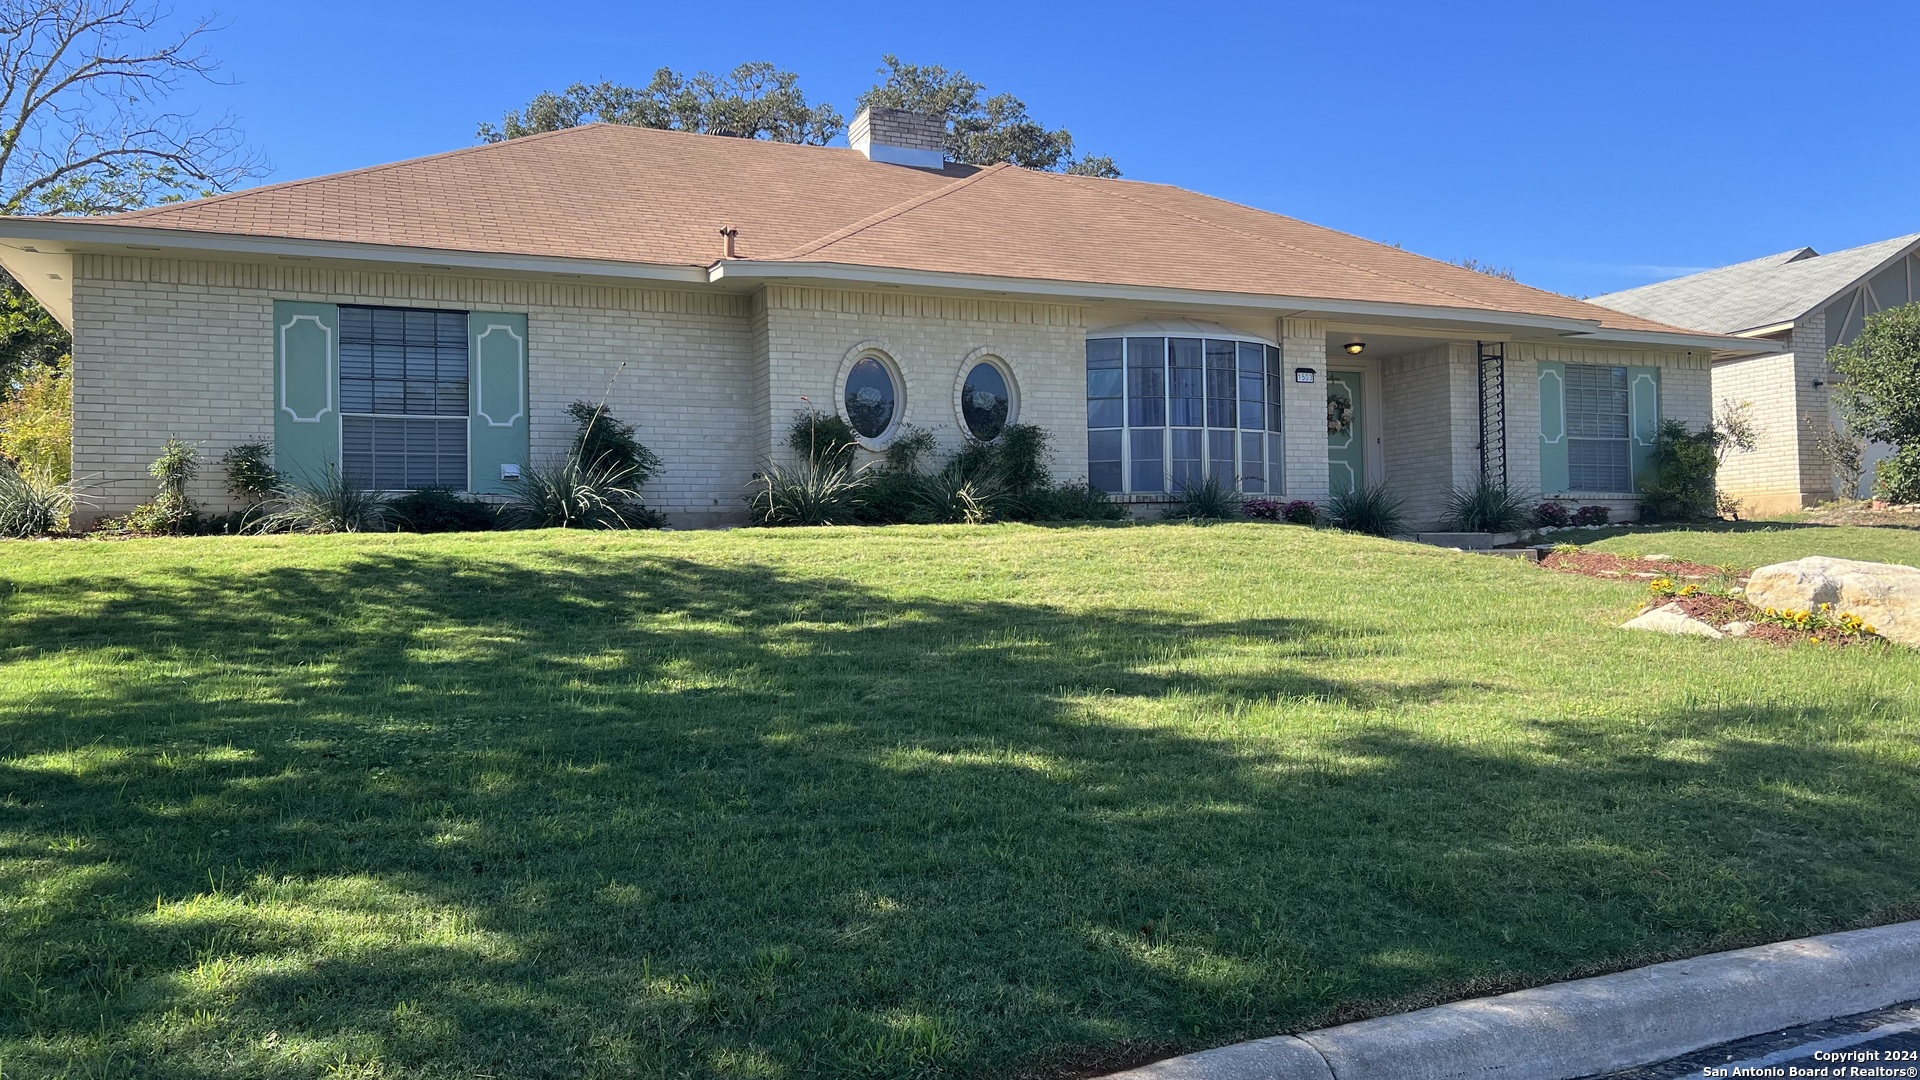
[1327,370,1363,495]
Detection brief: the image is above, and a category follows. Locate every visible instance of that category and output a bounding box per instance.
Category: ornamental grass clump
[500,401,666,530]
[249,467,392,534]
[0,460,78,537]
[1326,483,1406,537]
[1439,478,1534,532]
[1162,475,1243,521]
[501,457,665,530]
[748,459,864,526]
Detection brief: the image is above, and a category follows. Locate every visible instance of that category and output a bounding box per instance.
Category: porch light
[1343,341,1366,355]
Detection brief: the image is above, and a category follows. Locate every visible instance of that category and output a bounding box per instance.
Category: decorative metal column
[1477,342,1507,487]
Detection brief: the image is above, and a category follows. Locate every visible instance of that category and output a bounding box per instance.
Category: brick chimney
[849,107,947,170]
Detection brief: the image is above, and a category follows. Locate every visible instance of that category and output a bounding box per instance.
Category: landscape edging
[1103,919,1920,1080]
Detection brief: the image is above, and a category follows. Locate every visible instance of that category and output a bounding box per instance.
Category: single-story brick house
[1592,233,1920,515]
[0,108,1767,528]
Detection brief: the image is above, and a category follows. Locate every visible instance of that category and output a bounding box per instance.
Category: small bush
[251,467,392,534]
[1872,444,1920,504]
[0,461,77,537]
[1282,500,1320,526]
[1327,483,1406,537]
[1439,479,1534,532]
[1572,504,1611,527]
[1637,420,1719,522]
[221,441,278,504]
[390,487,499,532]
[1243,498,1282,521]
[882,426,937,474]
[788,411,860,470]
[501,458,664,530]
[568,401,662,489]
[1021,481,1127,522]
[1534,501,1572,527]
[124,438,199,534]
[1162,475,1243,521]
[748,459,863,526]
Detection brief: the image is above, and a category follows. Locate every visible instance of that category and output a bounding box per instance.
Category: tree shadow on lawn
[2,549,1918,1078]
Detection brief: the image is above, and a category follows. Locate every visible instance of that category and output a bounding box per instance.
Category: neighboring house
[0,107,1764,529]
[1592,233,1920,515]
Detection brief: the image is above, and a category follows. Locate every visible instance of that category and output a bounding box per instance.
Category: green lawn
[1564,521,1920,570]
[3,524,1918,1079]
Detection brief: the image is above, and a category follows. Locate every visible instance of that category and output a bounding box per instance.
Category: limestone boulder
[1745,556,1920,647]
[1622,603,1724,639]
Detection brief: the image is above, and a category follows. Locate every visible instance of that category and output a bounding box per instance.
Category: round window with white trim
[959,358,1014,440]
[842,354,900,441]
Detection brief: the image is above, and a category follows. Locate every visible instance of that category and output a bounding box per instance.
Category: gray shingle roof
[1590,233,1920,335]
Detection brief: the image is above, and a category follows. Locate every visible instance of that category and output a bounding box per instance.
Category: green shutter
[1628,365,1660,492]
[1538,361,1568,494]
[272,300,339,483]
[468,311,530,495]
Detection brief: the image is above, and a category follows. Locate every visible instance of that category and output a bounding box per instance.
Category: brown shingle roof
[93,123,1683,334]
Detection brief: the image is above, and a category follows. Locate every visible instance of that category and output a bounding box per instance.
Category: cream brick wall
[757,285,1089,478]
[1713,351,1804,513]
[1381,344,1469,528]
[71,256,754,525]
[1279,318,1329,502]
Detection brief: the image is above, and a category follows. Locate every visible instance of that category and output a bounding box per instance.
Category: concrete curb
[1103,919,1920,1080]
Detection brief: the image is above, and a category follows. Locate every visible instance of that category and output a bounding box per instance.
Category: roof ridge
[1105,178,1635,319]
[1046,172,1506,313]
[104,125,606,222]
[767,163,1012,261]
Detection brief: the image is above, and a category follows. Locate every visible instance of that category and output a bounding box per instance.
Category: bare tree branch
[0,0,262,217]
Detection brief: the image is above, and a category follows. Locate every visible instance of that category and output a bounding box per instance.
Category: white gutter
[0,218,710,285]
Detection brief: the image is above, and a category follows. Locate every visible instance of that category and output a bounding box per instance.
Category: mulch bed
[1540,551,1730,582]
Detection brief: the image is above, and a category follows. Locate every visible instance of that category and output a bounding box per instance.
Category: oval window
[844,356,897,439]
[961,361,1011,440]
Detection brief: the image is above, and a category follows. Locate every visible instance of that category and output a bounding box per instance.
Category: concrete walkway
[1102,920,1920,1080]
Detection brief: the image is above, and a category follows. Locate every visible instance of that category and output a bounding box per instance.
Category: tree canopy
[1830,300,1920,501]
[0,0,259,397]
[477,63,845,145]
[475,56,1120,177]
[856,56,1118,177]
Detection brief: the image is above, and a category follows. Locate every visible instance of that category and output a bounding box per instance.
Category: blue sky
[164,0,1916,297]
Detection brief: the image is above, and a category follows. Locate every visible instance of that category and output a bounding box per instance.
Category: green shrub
[1534,501,1572,527]
[124,438,199,534]
[1869,443,1920,503]
[568,401,662,489]
[1163,475,1243,521]
[0,355,71,482]
[221,441,278,504]
[501,458,664,530]
[0,460,76,537]
[748,459,864,526]
[1021,481,1127,522]
[250,467,392,534]
[1637,420,1719,522]
[914,464,1004,524]
[788,411,860,470]
[882,426,936,473]
[1327,483,1406,537]
[390,487,499,532]
[1439,478,1534,532]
